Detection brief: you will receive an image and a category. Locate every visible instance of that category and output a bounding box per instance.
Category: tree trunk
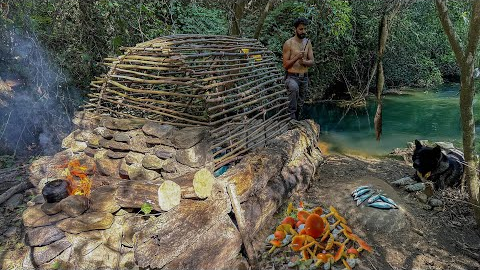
[78,0,96,79]
[435,0,480,225]
[460,63,480,223]
[253,0,274,40]
[229,0,247,36]
[374,14,389,141]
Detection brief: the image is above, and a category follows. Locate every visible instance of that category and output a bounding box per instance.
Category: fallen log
[170,170,215,200]
[0,181,33,205]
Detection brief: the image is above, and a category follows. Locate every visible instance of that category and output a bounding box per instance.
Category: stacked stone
[22,113,222,269]
[22,112,324,270]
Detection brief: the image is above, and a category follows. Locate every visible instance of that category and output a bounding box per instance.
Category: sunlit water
[304,84,480,156]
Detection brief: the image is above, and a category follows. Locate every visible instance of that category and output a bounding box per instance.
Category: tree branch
[435,0,465,64]
[254,0,274,39]
[465,0,480,59]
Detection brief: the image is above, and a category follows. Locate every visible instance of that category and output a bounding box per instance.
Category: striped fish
[379,195,398,208]
[368,201,396,209]
[356,191,374,206]
[351,185,371,196]
[353,188,372,199]
[367,193,382,204]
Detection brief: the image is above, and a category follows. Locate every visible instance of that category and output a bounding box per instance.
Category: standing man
[282,17,314,120]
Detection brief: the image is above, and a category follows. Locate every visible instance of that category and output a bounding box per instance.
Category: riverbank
[258,153,480,270]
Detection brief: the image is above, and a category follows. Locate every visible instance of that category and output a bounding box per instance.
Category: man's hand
[295,51,305,61]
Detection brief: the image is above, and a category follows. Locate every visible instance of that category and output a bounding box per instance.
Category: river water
[304,84,480,156]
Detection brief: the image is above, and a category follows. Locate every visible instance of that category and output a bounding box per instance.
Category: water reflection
[304,84,479,156]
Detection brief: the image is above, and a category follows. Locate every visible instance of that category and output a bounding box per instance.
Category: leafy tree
[435,0,480,226]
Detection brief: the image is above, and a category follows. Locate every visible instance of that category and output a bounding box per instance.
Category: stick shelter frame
[86,35,290,169]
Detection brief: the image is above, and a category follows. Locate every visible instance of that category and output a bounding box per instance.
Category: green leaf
[140,202,153,215]
[51,261,61,270]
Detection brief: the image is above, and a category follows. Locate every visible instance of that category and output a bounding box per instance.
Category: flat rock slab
[56,212,114,234]
[26,226,65,247]
[134,198,234,269]
[170,127,209,149]
[23,205,69,228]
[32,238,72,265]
[316,176,409,234]
[102,118,146,131]
[115,181,161,211]
[142,122,175,138]
[163,214,242,270]
[89,185,121,213]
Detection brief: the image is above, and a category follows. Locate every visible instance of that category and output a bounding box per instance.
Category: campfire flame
[63,159,92,197]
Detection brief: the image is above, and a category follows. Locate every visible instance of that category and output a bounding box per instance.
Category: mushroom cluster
[266,202,372,269]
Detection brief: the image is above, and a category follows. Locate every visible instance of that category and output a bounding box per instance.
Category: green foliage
[171,2,228,35]
[51,261,61,270]
[2,0,477,103]
[247,0,353,100]
[140,202,153,215]
[0,155,15,169]
[384,1,451,87]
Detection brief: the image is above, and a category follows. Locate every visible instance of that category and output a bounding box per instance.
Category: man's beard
[297,33,306,39]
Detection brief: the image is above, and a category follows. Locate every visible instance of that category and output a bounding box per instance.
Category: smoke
[0,26,82,157]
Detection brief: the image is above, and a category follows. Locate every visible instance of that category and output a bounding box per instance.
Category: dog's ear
[433,145,442,158]
[415,139,422,149]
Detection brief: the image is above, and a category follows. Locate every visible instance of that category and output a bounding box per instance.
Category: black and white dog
[412,140,464,190]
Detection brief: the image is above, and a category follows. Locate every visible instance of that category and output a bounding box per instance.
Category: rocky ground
[0,159,30,270]
[1,152,480,270]
[258,153,480,270]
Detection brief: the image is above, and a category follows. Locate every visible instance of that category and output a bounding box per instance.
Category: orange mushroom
[270,239,282,247]
[345,248,359,268]
[356,237,373,252]
[334,213,347,226]
[268,239,282,254]
[325,205,338,218]
[325,234,335,250]
[312,206,323,216]
[296,220,304,229]
[349,233,372,252]
[341,223,353,234]
[301,249,310,260]
[320,217,331,242]
[276,224,297,236]
[346,247,359,259]
[304,213,324,238]
[297,210,310,223]
[274,230,286,240]
[315,253,334,267]
[287,202,294,215]
[291,235,306,251]
[281,216,296,228]
[334,243,345,262]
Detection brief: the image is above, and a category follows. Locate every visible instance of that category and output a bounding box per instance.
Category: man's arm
[282,40,303,70]
[299,41,314,67]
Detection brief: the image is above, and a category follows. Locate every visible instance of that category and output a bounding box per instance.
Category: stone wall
[22,113,323,270]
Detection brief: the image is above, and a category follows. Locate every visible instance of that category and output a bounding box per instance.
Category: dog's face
[412,140,442,178]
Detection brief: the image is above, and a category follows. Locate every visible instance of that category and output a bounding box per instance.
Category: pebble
[405,183,425,192]
[5,193,24,211]
[4,226,17,237]
[415,193,428,204]
[428,198,443,207]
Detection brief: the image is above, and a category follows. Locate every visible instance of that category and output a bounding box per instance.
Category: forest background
[1,0,477,104]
